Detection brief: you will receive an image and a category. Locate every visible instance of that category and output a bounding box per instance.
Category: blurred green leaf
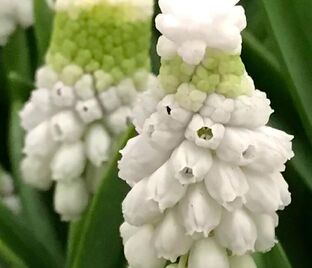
[0,239,26,267]
[34,0,54,63]
[260,0,312,144]
[0,202,60,268]
[254,243,292,268]
[67,127,135,268]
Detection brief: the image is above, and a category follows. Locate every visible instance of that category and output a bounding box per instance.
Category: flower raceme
[119,0,294,267]
[19,0,154,221]
[0,0,33,45]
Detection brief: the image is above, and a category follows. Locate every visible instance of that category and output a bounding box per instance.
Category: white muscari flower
[0,0,33,46]
[20,0,154,222]
[118,0,294,266]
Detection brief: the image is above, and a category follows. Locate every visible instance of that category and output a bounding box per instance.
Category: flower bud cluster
[20,0,153,221]
[0,0,33,45]
[0,167,21,214]
[119,0,294,267]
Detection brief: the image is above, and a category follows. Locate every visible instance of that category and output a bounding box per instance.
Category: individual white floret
[21,155,52,190]
[120,222,140,244]
[50,110,85,142]
[188,238,230,268]
[51,141,86,181]
[204,158,248,211]
[98,87,122,112]
[36,66,59,89]
[75,98,103,123]
[85,123,111,167]
[74,74,95,100]
[178,183,221,238]
[185,114,225,150]
[54,178,89,221]
[124,225,166,268]
[170,140,212,185]
[156,36,177,60]
[215,209,257,255]
[153,209,193,262]
[107,106,132,134]
[2,195,21,214]
[19,102,47,131]
[116,78,138,105]
[229,255,257,268]
[147,162,187,212]
[51,82,76,107]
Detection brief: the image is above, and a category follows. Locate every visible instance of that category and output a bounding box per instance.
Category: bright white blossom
[20,0,154,221]
[0,0,33,45]
[120,0,293,267]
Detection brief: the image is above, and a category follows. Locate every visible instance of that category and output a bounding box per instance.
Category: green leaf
[33,0,54,63]
[8,100,64,267]
[260,0,312,144]
[67,127,135,268]
[0,239,26,267]
[253,243,292,268]
[0,202,60,268]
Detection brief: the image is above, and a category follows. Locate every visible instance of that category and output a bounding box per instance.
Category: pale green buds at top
[47,0,152,85]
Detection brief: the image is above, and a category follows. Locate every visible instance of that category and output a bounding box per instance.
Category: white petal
[216,128,257,166]
[85,123,111,167]
[178,183,221,237]
[50,110,85,143]
[118,135,171,186]
[21,155,52,190]
[120,222,139,244]
[200,93,234,124]
[98,87,122,112]
[74,74,95,100]
[124,225,166,268]
[147,162,187,211]
[24,120,57,157]
[229,90,273,129]
[143,112,185,150]
[244,172,282,214]
[170,140,212,185]
[51,82,76,107]
[188,238,230,268]
[185,114,225,150]
[251,213,277,252]
[75,98,103,124]
[215,209,257,255]
[157,95,193,130]
[51,141,86,182]
[122,178,162,226]
[54,179,89,221]
[35,66,58,89]
[20,102,48,131]
[245,127,294,173]
[205,158,248,210]
[274,173,291,210]
[229,255,256,268]
[107,106,131,134]
[153,210,193,262]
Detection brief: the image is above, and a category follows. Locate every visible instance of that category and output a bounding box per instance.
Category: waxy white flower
[20,0,154,221]
[119,0,293,266]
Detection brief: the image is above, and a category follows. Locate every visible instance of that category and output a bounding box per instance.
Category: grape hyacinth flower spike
[20,0,154,221]
[0,0,33,45]
[119,0,294,267]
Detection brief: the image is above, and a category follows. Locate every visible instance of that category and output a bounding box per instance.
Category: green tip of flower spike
[159,49,250,98]
[46,2,151,85]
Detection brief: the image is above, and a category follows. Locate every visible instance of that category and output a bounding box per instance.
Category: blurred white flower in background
[0,0,33,45]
